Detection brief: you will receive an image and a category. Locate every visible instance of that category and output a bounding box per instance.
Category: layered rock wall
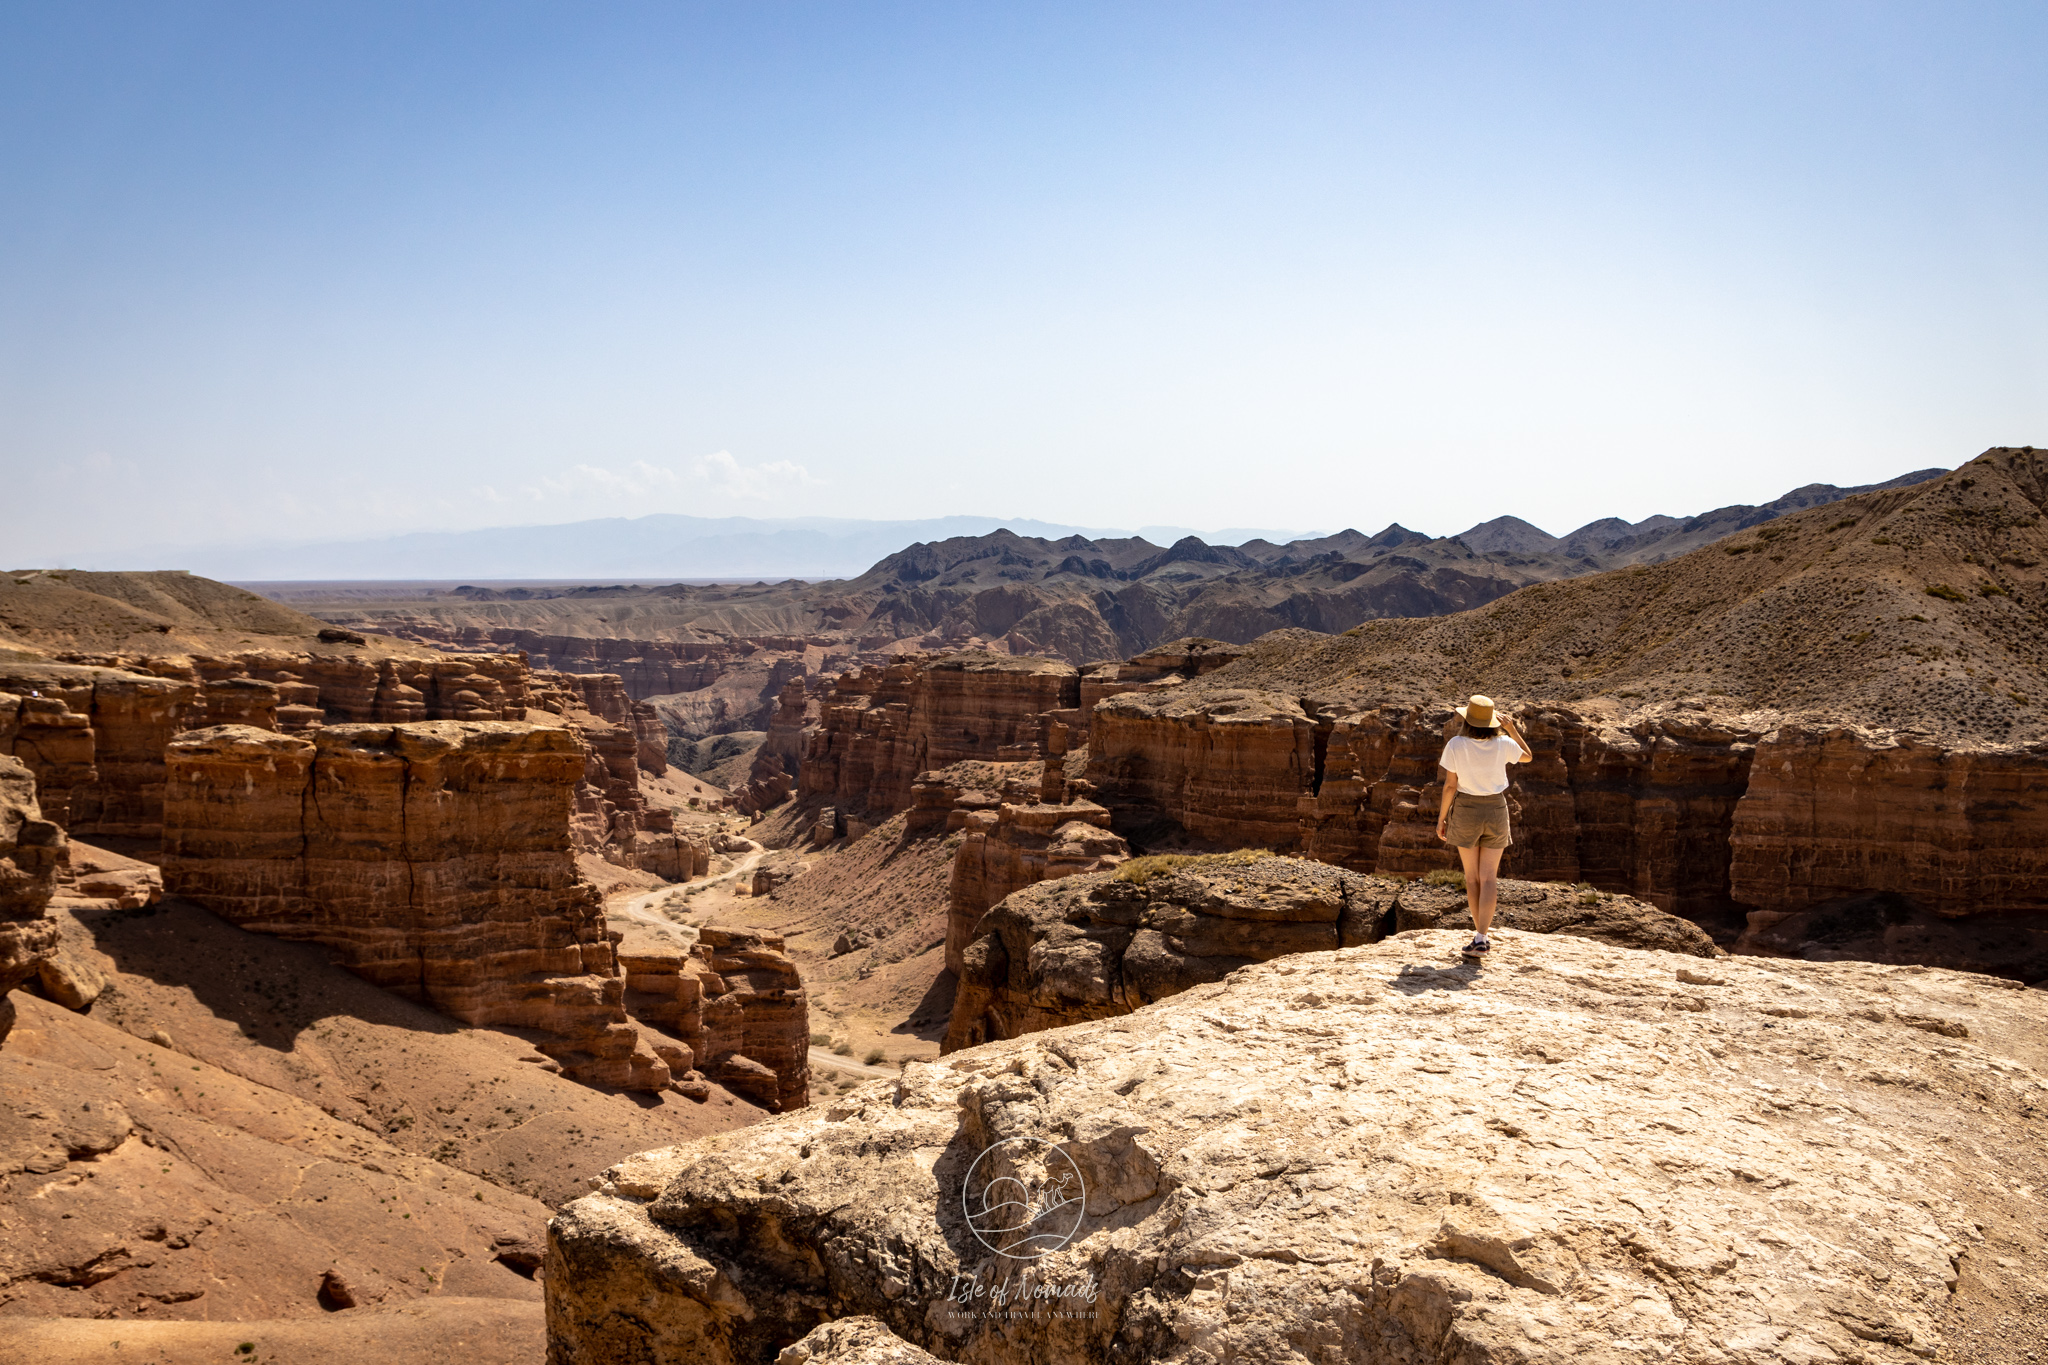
[1090,694,1761,919]
[160,722,667,1088]
[730,678,813,813]
[0,651,537,841]
[797,654,1080,815]
[533,669,670,775]
[0,755,64,1047]
[1729,725,2048,919]
[1086,681,2048,968]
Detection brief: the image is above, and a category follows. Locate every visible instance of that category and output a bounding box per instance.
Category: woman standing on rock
[1434,695,1532,957]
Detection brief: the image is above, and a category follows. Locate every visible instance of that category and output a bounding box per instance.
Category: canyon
[6,449,2048,1361]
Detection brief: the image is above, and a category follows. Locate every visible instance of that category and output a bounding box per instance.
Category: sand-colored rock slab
[548,931,2048,1364]
[776,1316,947,1365]
[3,1295,542,1365]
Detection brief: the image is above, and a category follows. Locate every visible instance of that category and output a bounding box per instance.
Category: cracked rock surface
[548,930,2048,1364]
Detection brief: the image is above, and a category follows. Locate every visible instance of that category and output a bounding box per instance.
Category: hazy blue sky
[3,2,2043,564]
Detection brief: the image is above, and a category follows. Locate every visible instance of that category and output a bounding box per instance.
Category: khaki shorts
[1445,793,1512,850]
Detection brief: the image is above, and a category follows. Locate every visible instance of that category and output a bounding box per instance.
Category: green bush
[1925,583,1968,603]
[1979,582,2009,597]
[1114,849,1267,885]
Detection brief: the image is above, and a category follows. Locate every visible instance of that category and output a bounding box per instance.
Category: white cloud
[689,450,824,500]
[486,453,825,514]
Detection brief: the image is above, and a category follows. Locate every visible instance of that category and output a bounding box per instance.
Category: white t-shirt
[1439,734,1524,796]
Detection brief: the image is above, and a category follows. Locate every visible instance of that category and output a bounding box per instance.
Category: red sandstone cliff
[160,721,669,1089]
[795,653,1079,815]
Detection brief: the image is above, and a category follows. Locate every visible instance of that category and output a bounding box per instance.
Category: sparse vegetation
[1925,583,1968,603]
[1113,849,1267,884]
[832,1041,854,1057]
[1421,868,1464,888]
[863,1048,887,1066]
[1848,631,1873,645]
[1978,582,2009,597]
[1722,543,1754,556]
[1826,517,1858,532]
[809,1031,831,1046]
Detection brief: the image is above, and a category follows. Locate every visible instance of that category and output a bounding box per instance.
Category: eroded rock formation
[942,798,1128,976]
[617,924,810,1112]
[547,932,2047,1364]
[0,755,64,1046]
[159,721,667,1089]
[731,677,814,814]
[0,687,96,828]
[0,650,539,841]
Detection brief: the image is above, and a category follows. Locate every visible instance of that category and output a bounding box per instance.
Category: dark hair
[1462,721,1501,739]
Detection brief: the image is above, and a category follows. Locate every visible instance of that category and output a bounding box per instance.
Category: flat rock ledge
[547,930,2048,1365]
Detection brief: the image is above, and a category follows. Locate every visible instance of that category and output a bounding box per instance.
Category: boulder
[35,949,106,1011]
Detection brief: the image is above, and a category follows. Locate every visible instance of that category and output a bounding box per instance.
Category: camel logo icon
[961,1135,1087,1260]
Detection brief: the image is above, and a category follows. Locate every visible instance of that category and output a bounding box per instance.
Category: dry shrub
[1114,849,1269,885]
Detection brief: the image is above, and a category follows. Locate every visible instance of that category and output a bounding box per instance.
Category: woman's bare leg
[1457,844,1481,931]
[1472,846,1506,936]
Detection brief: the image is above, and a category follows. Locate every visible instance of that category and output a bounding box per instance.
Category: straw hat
[1455,694,1505,728]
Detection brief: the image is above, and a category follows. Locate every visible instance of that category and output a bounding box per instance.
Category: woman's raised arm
[1499,712,1533,763]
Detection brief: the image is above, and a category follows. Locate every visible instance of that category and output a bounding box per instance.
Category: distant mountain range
[79,516,1333,582]
[64,470,1948,585]
[293,467,1950,665]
